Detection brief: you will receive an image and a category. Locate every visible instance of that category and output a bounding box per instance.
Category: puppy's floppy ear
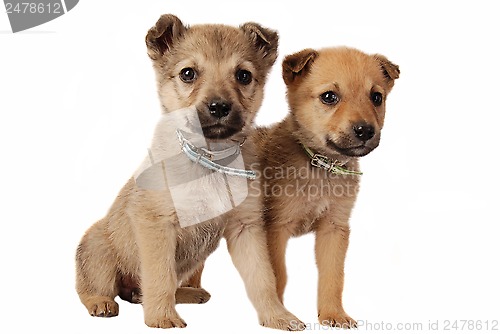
[240,23,279,68]
[373,54,400,89]
[146,14,187,60]
[282,49,318,85]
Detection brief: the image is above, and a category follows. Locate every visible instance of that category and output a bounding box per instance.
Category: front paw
[88,298,119,317]
[145,315,187,329]
[261,312,305,331]
[319,312,357,329]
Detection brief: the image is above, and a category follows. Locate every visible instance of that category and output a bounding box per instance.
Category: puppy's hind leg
[181,263,204,288]
[116,266,211,305]
[76,221,120,317]
[225,218,305,331]
[175,287,211,304]
[176,263,211,304]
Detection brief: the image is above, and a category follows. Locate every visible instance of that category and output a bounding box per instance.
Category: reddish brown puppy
[258,47,399,328]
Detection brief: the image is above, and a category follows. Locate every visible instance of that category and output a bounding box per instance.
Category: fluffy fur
[75,14,303,330]
[257,47,400,328]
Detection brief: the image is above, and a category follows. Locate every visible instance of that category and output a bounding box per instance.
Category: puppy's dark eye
[179,68,196,83]
[320,91,340,105]
[371,92,383,106]
[235,69,252,85]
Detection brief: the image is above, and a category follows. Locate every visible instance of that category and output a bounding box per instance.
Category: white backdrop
[1,1,499,333]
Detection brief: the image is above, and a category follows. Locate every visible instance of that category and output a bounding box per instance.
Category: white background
[1,0,499,333]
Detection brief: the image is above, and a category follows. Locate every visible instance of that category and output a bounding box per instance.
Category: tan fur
[258,47,399,328]
[75,14,303,330]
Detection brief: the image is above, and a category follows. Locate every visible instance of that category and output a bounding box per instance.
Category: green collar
[301,142,363,176]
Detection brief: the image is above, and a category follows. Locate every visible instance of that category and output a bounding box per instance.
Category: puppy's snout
[208,100,231,119]
[352,122,375,142]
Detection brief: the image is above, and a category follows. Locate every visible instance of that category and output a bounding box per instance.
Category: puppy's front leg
[267,225,291,303]
[225,219,304,331]
[315,219,356,328]
[133,217,186,328]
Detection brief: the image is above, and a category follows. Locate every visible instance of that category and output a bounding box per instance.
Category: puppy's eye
[371,92,383,106]
[235,69,252,85]
[320,91,340,105]
[179,68,197,83]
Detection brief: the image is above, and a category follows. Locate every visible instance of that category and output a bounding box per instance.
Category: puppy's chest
[279,167,359,203]
[272,169,359,235]
[156,153,249,227]
[291,197,331,235]
[176,220,226,262]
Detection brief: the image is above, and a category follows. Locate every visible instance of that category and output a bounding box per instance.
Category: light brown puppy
[76,14,303,330]
[257,47,399,328]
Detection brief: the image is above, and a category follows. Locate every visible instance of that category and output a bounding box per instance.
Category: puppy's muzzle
[197,98,244,140]
[352,122,375,143]
[208,100,232,119]
[326,121,380,157]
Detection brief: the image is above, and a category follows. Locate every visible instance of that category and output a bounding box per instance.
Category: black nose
[353,123,375,142]
[208,101,231,118]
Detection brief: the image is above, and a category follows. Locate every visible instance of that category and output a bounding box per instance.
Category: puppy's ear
[282,49,318,85]
[240,23,279,68]
[146,14,187,60]
[373,54,400,89]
